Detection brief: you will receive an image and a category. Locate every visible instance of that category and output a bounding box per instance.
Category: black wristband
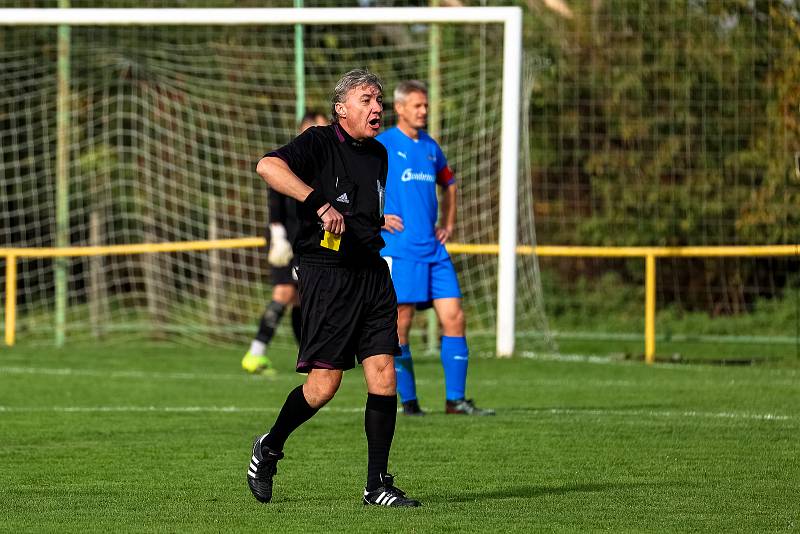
[303,189,327,214]
[319,204,332,218]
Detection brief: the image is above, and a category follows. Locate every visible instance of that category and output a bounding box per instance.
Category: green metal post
[294,0,305,123]
[428,0,441,137]
[426,0,442,354]
[55,0,71,347]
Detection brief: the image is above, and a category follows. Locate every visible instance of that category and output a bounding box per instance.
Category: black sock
[263,385,318,452]
[255,301,286,345]
[365,393,397,491]
[291,306,302,344]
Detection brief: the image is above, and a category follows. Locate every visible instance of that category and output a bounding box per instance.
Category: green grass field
[1,342,798,532]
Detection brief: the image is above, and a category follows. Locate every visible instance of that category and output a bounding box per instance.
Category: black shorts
[295,259,401,373]
[271,259,299,287]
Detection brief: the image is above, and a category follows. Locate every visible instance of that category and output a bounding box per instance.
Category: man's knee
[397,306,414,327]
[439,304,465,335]
[272,284,296,305]
[303,370,342,408]
[396,305,414,343]
[364,355,397,396]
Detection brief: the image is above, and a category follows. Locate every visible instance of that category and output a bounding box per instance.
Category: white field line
[519,352,698,370]
[538,408,793,422]
[519,352,623,365]
[0,405,361,414]
[0,365,637,387]
[2,365,798,389]
[0,405,793,421]
[0,366,255,381]
[520,352,800,378]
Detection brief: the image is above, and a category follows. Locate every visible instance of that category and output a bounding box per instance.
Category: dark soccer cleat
[247,433,284,503]
[363,473,421,507]
[445,398,496,416]
[402,399,425,416]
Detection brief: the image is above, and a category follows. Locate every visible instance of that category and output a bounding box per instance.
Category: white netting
[0,13,554,354]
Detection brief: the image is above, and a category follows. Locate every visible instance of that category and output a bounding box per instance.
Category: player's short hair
[394,80,428,104]
[330,69,383,123]
[298,110,326,132]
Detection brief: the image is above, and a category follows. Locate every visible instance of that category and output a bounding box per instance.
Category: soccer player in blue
[378,80,494,416]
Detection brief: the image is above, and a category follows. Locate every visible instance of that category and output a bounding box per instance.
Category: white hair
[393,80,428,104]
[330,69,383,123]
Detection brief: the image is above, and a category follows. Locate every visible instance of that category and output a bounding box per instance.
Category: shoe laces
[379,473,406,497]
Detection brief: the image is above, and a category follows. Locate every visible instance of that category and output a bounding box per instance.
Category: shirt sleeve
[268,188,287,225]
[264,128,319,185]
[434,142,455,187]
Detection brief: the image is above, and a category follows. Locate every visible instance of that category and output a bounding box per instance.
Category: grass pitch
[1,342,798,532]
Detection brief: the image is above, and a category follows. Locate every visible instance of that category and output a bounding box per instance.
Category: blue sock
[394,344,417,403]
[441,336,469,401]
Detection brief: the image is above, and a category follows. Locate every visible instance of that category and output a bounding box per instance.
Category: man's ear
[335,103,346,119]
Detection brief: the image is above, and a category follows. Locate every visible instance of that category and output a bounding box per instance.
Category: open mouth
[369,117,381,128]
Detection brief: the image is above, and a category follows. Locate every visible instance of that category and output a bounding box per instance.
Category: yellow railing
[1,238,265,348]
[448,243,800,363]
[3,240,799,362]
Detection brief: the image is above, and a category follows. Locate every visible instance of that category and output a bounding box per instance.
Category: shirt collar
[334,124,365,149]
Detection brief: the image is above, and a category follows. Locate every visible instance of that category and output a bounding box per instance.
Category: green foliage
[525,0,800,312]
[529,0,799,247]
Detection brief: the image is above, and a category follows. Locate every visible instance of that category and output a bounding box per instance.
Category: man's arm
[436,183,457,244]
[257,156,314,203]
[256,156,345,236]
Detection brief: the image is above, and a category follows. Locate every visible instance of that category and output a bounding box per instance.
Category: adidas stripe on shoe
[362,473,421,507]
[246,433,284,503]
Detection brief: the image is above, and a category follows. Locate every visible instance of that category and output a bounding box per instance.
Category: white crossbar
[1,7,518,25]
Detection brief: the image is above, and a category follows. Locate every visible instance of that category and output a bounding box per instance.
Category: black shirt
[267,188,299,244]
[266,124,388,267]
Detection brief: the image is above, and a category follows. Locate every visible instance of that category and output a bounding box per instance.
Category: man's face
[395,91,428,131]
[339,84,383,139]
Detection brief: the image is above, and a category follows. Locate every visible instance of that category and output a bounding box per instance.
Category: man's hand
[382,214,404,234]
[435,225,454,244]
[318,203,345,235]
[267,223,293,266]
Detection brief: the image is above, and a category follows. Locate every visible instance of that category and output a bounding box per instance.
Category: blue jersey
[378,127,455,262]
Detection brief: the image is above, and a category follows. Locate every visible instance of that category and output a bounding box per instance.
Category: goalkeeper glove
[268,223,293,267]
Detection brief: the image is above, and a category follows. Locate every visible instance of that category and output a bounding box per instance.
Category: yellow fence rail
[3,240,799,362]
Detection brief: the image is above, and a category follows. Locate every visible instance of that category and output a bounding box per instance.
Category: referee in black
[246,69,420,508]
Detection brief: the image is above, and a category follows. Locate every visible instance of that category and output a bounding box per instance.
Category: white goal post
[3,7,523,356]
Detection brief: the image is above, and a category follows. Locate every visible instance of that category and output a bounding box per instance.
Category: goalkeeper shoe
[247,433,284,504]
[241,351,276,376]
[445,398,496,416]
[401,400,425,416]
[363,474,421,507]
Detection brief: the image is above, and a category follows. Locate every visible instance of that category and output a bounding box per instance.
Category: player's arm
[436,182,457,244]
[257,156,345,235]
[433,143,456,244]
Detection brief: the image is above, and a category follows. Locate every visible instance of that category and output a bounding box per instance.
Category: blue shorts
[383,255,462,308]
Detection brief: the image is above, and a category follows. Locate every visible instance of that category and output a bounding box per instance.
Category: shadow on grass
[438,480,677,503]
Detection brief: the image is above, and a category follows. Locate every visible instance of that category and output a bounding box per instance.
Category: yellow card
[320,231,341,251]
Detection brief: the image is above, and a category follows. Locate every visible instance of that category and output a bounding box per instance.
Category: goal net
[0,6,555,355]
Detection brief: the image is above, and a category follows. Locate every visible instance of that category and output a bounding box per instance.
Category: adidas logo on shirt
[397,151,407,159]
[336,192,350,203]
